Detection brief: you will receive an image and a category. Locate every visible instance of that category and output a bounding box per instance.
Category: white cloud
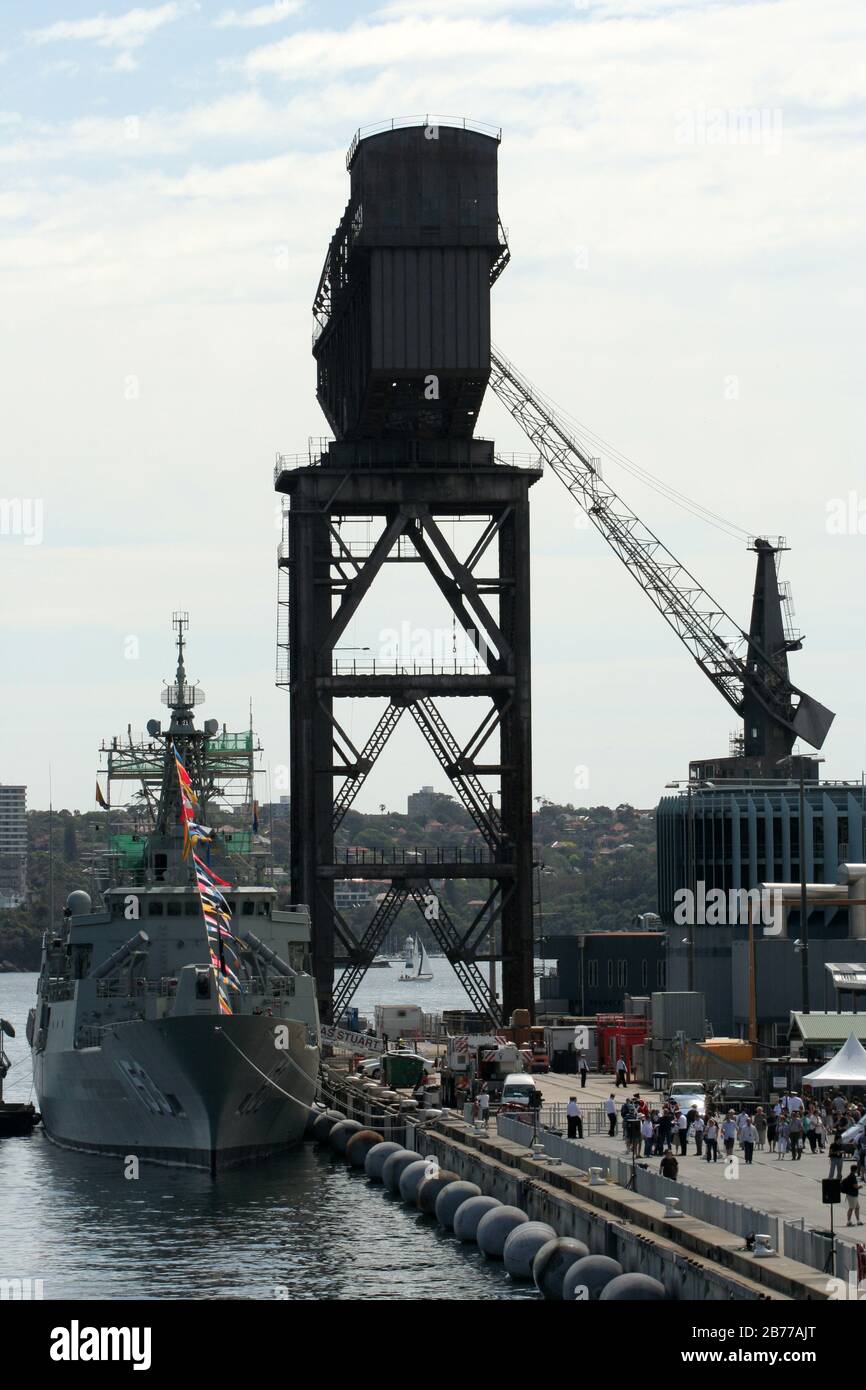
[110,51,140,73]
[239,14,665,79]
[40,58,81,76]
[374,0,564,13]
[214,1,304,28]
[28,4,183,51]
[2,0,865,808]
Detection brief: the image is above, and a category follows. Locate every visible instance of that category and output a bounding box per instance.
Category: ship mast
[153,611,207,838]
[90,614,265,890]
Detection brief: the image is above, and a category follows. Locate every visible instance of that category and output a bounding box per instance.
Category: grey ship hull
[34,1014,318,1172]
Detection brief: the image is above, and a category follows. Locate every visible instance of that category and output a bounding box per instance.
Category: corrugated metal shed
[651,990,707,1041]
[789,1012,866,1044]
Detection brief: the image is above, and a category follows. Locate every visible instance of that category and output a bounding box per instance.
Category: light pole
[777,754,824,1015]
[666,779,698,992]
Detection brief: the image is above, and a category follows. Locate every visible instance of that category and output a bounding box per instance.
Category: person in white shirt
[615,1057,628,1088]
[741,1120,759,1163]
[604,1093,617,1137]
[691,1113,705,1157]
[478,1085,490,1128]
[676,1109,689,1156]
[787,1093,804,1115]
[721,1113,738,1156]
[640,1115,654,1157]
[566,1096,583,1140]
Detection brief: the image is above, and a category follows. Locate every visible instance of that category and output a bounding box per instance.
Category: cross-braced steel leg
[281,463,537,1025]
[410,698,501,848]
[331,882,409,1019]
[405,882,502,1024]
[332,702,406,830]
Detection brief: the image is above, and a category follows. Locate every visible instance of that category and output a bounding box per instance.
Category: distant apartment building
[539,931,667,1015]
[407,785,458,818]
[407,785,437,818]
[333,879,372,911]
[658,777,866,1039]
[0,784,27,908]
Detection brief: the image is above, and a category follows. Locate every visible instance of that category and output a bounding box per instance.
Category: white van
[499,1073,540,1111]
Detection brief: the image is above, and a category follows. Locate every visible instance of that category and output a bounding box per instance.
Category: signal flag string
[173,744,242,1016]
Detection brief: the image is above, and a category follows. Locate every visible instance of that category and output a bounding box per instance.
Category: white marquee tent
[803,1031,866,1086]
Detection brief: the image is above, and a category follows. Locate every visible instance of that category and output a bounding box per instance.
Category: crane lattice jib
[488,347,833,749]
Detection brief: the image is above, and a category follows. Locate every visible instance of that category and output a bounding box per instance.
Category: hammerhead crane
[488,346,835,763]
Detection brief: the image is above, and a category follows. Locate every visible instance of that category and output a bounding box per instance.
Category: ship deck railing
[41,982,75,1003]
[96,977,180,999]
[75,1018,144,1049]
[91,973,299,1004]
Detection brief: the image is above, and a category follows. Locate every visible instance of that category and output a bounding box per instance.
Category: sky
[0,0,864,816]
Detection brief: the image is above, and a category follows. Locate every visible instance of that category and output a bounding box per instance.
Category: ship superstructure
[29,614,319,1172]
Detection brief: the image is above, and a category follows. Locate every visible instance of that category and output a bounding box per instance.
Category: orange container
[700,1038,754,1063]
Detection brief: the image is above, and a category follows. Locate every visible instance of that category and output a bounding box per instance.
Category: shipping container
[651,991,707,1042]
[373,1003,423,1040]
[699,1037,754,1064]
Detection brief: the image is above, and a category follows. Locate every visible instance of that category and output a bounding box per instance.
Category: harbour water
[344,955,520,1021]
[0,972,536,1301]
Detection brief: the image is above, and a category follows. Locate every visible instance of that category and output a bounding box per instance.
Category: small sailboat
[399,939,433,983]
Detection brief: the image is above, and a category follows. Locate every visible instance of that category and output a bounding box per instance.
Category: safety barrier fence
[497,1115,861,1285]
[539,1102,607,1135]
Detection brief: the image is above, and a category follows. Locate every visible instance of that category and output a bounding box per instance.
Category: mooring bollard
[663,1196,683,1219]
[588,1167,605,1186]
[752,1234,775,1258]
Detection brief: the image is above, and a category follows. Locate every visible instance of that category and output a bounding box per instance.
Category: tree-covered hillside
[0,798,657,971]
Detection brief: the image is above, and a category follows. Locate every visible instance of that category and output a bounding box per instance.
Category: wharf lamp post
[776,753,824,1014]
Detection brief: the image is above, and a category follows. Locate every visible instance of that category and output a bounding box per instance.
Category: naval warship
[28,614,320,1172]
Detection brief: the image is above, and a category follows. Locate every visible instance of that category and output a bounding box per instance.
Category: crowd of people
[601,1088,865,1221]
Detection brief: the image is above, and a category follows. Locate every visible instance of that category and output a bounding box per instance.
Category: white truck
[373,1003,423,1041]
[441,1035,527,1107]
